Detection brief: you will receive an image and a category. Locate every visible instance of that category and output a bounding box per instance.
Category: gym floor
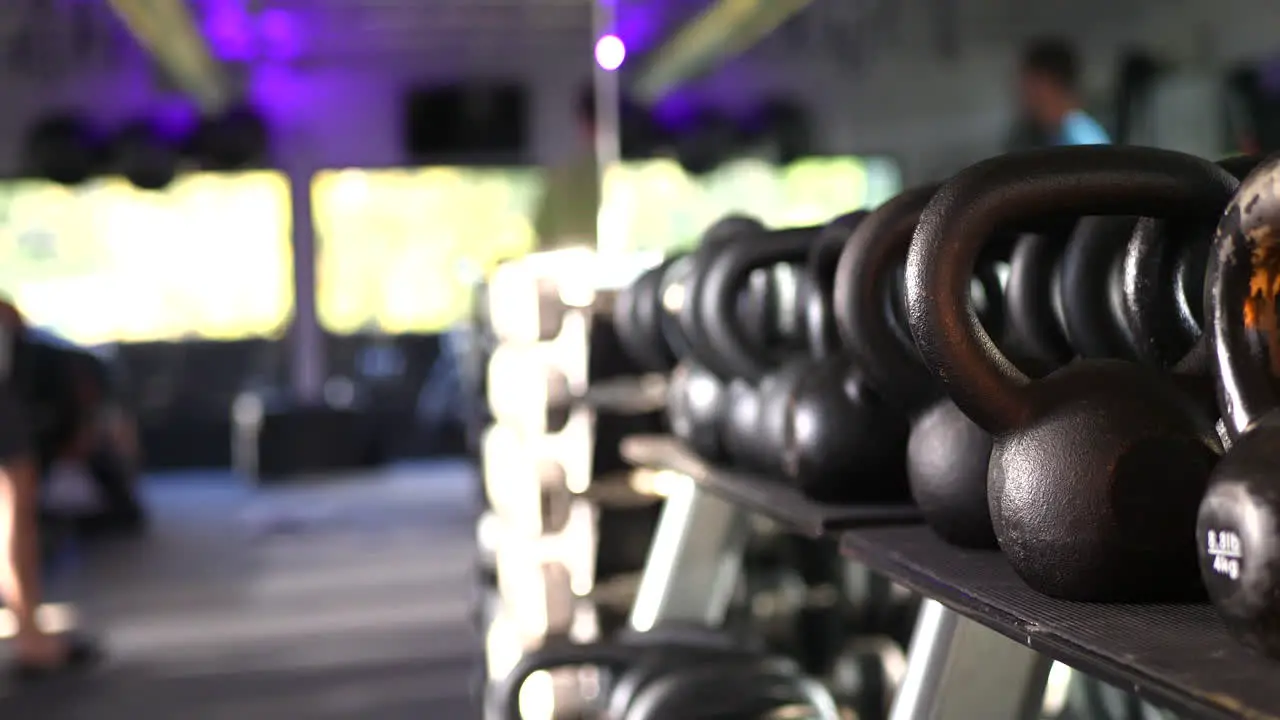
[0,462,481,719]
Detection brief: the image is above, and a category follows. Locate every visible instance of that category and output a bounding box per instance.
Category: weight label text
[1207,529,1242,581]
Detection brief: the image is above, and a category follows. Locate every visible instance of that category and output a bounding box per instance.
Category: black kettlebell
[1055,214,1219,428]
[1198,154,1280,658]
[698,225,825,471]
[1117,155,1265,370]
[907,146,1237,601]
[754,219,868,478]
[614,256,682,373]
[837,185,1001,547]
[1057,156,1264,366]
[767,228,914,502]
[713,216,867,476]
[665,216,766,460]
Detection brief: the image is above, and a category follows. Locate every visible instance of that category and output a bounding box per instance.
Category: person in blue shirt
[1018,38,1111,146]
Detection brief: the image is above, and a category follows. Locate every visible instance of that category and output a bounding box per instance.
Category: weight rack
[620,434,1280,720]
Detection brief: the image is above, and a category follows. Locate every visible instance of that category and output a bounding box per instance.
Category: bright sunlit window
[0,172,294,345]
[312,167,544,334]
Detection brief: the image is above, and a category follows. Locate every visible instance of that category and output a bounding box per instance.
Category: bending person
[0,301,99,676]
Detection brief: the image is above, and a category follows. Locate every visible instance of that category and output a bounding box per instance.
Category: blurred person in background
[1017,37,1112,147]
[0,300,100,676]
[533,84,601,250]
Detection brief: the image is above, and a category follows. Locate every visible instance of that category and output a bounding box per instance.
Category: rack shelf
[840,526,1280,720]
[620,434,921,537]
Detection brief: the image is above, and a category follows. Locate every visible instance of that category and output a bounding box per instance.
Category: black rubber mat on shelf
[621,435,921,537]
[841,525,1280,720]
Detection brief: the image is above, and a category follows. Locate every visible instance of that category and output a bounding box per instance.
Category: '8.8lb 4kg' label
[1207,529,1242,581]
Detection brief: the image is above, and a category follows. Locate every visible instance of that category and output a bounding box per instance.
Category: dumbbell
[491,502,594,628]
[487,316,668,441]
[483,424,659,552]
[482,597,608,720]
[481,424,574,536]
[488,248,601,344]
[476,509,501,585]
[486,324,591,436]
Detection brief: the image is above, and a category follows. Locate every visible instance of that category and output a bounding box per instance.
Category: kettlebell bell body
[986,360,1219,598]
[784,359,910,502]
[907,146,1237,600]
[667,361,728,460]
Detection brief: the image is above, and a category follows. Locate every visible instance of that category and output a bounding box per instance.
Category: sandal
[12,633,103,681]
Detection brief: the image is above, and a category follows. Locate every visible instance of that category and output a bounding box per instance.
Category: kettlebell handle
[907,146,1238,434]
[679,216,767,379]
[699,225,823,382]
[1121,156,1266,368]
[1208,155,1280,439]
[1218,153,1266,181]
[806,212,868,359]
[836,185,941,416]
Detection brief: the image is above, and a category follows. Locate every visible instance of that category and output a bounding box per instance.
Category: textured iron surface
[841,526,1280,720]
[621,434,921,537]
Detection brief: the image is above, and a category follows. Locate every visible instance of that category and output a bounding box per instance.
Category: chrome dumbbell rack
[629,479,1053,719]
[480,251,618,716]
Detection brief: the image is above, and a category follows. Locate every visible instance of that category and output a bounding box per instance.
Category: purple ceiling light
[203,0,304,62]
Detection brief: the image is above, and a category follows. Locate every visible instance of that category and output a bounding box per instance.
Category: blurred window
[0,171,293,344]
[312,167,544,334]
[599,156,902,253]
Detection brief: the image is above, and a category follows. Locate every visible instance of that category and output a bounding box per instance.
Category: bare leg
[0,454,65,664]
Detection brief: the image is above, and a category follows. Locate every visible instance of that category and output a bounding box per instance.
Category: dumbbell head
[488,249,600,343]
